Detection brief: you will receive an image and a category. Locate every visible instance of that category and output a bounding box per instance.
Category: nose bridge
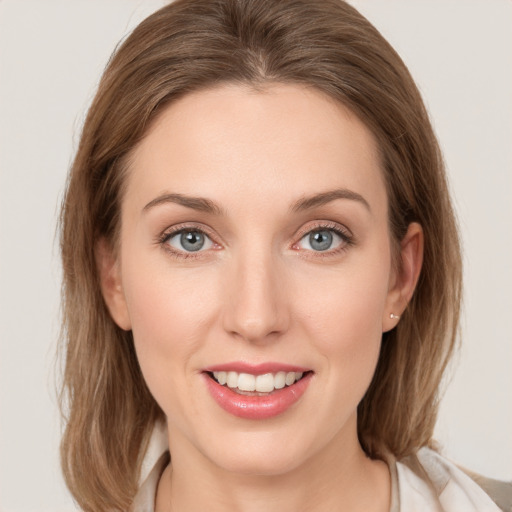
[223,244,288,343]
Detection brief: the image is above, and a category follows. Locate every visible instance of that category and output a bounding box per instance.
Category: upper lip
[203,362,311,374]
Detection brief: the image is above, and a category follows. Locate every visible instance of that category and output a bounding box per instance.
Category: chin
[215,451,304,477]
[200,429,315,477]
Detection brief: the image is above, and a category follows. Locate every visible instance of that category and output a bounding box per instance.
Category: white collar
[395,448,502,511]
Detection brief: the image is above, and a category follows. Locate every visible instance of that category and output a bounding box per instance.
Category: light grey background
[0,1,510,510]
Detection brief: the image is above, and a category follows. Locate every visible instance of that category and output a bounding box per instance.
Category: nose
[222,248,290,344]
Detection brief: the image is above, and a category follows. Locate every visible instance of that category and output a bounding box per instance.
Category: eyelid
[159,222,218,241]
[293,220,354,242]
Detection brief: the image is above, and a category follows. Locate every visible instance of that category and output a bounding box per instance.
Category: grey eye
[168,230,213,252]
[309,230,333,251]
[298,229,344,252]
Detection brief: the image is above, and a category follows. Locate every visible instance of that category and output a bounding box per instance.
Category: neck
[155,417,390,512]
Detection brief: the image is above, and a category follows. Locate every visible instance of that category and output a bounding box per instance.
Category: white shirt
[131,421,510,512]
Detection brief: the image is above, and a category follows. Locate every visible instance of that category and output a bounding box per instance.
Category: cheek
[122,260,219,408]
[295,252,391,384]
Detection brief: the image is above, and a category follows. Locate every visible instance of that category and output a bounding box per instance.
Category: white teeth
[255,373,275,393]
[212,370,305,393]
[226,371,238,388]
[237,373,256,391]
[274,371,286,389]
[285,372,296,386]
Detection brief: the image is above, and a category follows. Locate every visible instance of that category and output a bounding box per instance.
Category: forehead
[125,83,387,218]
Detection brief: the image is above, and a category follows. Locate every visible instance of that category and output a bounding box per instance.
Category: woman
[58,0,511,511]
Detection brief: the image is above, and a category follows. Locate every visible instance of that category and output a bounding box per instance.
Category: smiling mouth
[207,370,310,396]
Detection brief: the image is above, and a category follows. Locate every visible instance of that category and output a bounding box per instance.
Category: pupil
[181,231,204,251]
[310,230,332,251]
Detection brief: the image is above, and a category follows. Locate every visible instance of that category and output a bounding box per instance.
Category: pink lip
[203,370,313,420]
[203,362,310,374]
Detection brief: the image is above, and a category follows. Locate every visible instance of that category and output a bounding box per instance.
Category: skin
[98,83,423,512]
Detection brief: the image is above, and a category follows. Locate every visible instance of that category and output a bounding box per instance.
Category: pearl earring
[390,313,400,319]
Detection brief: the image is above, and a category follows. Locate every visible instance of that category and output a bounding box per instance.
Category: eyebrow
[143,193,224,215]
[142,187,370,216]
[290,188,371,213]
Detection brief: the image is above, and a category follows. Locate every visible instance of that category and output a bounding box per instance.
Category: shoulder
[396,447,512,512]
[453,464,512,512]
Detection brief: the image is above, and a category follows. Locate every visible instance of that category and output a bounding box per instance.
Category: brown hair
[59,0,462,510]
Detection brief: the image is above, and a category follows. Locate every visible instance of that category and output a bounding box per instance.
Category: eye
[166,229,214,253]
[297,228,348,252]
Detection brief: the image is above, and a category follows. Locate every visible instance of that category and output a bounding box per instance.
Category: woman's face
[103,84,414,475]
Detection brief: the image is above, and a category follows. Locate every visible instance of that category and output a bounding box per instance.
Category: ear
[382,222,424,332]
[95,237,132,331]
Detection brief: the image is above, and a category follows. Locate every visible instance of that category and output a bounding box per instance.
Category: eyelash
[157,223,219,260]
[157,221,355,260]
[294,221,355,258]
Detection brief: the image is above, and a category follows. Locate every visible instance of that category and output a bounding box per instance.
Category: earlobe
[383,222,424,332]
[95,237,132,331]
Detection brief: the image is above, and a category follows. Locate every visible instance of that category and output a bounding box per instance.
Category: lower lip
[203,372,313,420]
